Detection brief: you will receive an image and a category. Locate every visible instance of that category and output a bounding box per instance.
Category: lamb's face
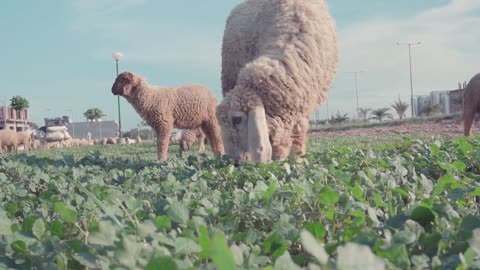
[217,100,272,162]
[112,71,137,98]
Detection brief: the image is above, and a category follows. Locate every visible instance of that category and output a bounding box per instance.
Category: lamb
[463,73,480,136]
[0,130,19,153]
[111,71,225,160]
[216,0,338,162]
[180,128,206,152]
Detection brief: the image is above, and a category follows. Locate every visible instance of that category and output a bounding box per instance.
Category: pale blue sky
[1,0,479,129]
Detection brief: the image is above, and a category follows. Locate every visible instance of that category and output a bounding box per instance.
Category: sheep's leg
[156,129,171,161]
[198,139,205,152]
[464,111,475,136]
[201,120,224,155]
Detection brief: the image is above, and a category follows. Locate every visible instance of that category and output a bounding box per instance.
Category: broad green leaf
[210,234,236,270]
[304,222,326,240]
[318,186,339,206]
[32,218,46,240]
[175,237,202,254]
[166,200,189,225]
[410,206,435,230]
[54,202,78,223]
[48,220,65,238]
[155,216,172,231]
[145,256,177,270]
[274,252,302,270]
[11,240,28,254]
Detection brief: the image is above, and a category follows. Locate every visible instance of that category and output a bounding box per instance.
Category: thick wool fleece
[113,72,224,160]
[463,73,480,136]
[217,0,338,154]
[0,130,19,153]
[16,131,32,151]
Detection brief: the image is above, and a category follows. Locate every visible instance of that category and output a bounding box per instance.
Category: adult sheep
[216,0,338,162]
[17,131,33,151]
[463,73,480,136]
[111,71,224,160]
[0,130,19,153]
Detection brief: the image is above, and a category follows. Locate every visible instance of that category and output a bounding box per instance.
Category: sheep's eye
[232,116,242,125]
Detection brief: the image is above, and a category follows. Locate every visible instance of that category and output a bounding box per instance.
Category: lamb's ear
[122,83,133,96]
[247,106,272,162]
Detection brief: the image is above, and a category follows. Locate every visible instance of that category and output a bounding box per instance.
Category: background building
[0,106,30,131]
[44,116,119,139]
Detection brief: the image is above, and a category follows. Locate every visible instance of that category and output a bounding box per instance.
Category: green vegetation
[0,134,479,269]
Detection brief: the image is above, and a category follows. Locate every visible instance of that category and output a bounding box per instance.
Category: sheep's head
[216,90,272,163]
[112,71,140,98]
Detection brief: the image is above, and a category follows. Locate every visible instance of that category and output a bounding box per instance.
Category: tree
[358,108,371,122]
[10,96,30,131]
[330,112,349,125]
[370,108,393,122]
[83,108,106,121]
[391,98,409,120]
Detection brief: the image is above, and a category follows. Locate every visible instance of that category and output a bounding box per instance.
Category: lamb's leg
[201,120,224,155]
[464,111,475,136]
[156,129,172,160]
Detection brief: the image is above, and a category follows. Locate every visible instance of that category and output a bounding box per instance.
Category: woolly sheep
[16,131,33,151]
[169,131,183,144]
[180,128,206,152]
[216,0,338,162]
[463,73,480,136]
[0,130,19,153]
[111,71,225,160]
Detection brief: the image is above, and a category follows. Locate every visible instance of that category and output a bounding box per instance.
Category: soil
[310,119,480,138]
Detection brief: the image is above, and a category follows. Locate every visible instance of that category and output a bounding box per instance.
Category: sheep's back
[224,0,338,116]
[171,85,218,128]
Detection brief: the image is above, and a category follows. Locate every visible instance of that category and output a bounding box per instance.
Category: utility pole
[112,52,123,138]
[344,71,364,121]
[397,42,422,117]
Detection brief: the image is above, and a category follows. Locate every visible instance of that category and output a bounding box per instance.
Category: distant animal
[463,73,480,136]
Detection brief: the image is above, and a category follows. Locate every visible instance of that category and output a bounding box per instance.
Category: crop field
[0,134,480,269]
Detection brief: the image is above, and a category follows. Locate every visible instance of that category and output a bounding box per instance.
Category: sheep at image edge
[216,0,339,162]
[112,71,224,160]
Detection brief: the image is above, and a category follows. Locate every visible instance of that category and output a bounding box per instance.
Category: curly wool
[463,73,480,136]
[0,130,19,153]
[16,131,32,151]
[217,0,338,146]
[113,72,224,160]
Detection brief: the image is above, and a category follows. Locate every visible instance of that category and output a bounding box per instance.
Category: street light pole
[112,52,123,138]
[344,71,364,121]
[397,42,421,118]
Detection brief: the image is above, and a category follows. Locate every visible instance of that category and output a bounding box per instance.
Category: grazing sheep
[17,131,33,151]
[216,0,338,162]
[111,71,224,160]
[32,139,43,150]
[106,137,117,145]
[0,130,19,153]
[463,73,480,136]
[169,131,183,144]
[180,128,206,152]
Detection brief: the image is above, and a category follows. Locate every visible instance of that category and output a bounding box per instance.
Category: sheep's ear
[123,83,133,96]
[247,106,272,162]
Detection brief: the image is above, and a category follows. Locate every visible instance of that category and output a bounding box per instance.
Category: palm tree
[370,108,393,122]
[10,96,30,131]
[330,111,349,124]
[391,98,409,120]
[358,108,371,122]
